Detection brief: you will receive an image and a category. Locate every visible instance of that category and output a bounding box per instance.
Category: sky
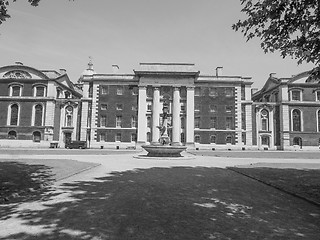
[0,0,316,89]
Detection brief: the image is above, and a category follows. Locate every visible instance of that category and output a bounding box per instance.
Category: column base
[185,142,195,150]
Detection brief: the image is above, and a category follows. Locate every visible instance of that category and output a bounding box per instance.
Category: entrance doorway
[33,131,41,142]
[261,135,270,149]
[293,137,302,149]
[64,132,72,145]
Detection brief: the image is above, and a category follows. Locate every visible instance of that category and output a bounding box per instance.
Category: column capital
[153,87,160,91]
[186,86,195,90]
[173,87,180,91]
[138,86,147,90]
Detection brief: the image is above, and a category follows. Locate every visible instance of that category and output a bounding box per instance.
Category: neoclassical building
[0,62,82,148]
[79,63,253,149]
[252,69,320,150]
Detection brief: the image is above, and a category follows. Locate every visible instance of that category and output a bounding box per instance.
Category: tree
[0,0,40,25]
[233,0,320,76]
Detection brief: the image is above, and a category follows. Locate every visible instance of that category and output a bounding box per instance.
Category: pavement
[1,150,320,239]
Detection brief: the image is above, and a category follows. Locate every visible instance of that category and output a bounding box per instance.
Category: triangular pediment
[259,77,281,93]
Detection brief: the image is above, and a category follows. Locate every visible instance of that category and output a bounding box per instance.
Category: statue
[157,100,171,145]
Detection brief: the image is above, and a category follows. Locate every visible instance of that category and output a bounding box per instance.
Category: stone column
[172,87,181,145]
[152,87,160,143]
[186,86,194,148]
[137,86,147,145]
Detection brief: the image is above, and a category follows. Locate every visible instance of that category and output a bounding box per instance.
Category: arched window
[65,106,73,127]
[292,109,301,131]
[33,131,41,142]
[10,104,19,126]
[8,130,17,139]
[293,137,302,147]
[210,135,216,144]
[260,109,269,131]
[34,104,43,126]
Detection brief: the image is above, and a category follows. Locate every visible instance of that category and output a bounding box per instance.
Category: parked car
[65,141,87,149]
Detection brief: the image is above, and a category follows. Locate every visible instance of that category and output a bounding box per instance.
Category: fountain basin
[142,145,187,157]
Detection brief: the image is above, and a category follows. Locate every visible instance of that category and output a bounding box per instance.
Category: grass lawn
[228,167,320,206]
[0,159,99,203]
[2,167,320,240]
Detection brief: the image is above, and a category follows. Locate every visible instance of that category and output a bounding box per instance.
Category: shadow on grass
[1,167,320,240]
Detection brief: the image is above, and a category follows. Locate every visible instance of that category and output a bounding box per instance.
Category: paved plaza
[0,149,320,239]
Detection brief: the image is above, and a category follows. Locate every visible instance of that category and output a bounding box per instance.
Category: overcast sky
[0,0,316,88]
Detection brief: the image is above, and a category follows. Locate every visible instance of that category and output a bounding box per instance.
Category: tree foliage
[0,0,40,25]
[233,0,320,72]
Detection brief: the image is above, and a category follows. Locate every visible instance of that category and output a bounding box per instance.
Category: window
[147,103,152,111]
[210,117,217,129]
[274,92,279,102]
[99,133,107,142]
[8,130,17,139]
[9,104,19,126]
[291,90,301,101]
[292,109,301,131]
[210,105,217,113]
[181,133,185,143]
[131,133,137,142]
[147,132,151,142]
[181,117,185,129]
[226,106,232,113]
[194,135,200,143]
[195,104,200,111]
[226,117,232,130]
[225,88,233,97]
[226,135,232,144]
[115,133,121,142]
[117,86,123,95]
[181,105,186,112]
[116,104,123,110]
[242,106,246,130]
[35,86,45,97]
[209,88,218,97]
[131,116,137,128]
[100,115,107,127]
[261,136,270,146]
[210,135,216,144]
[147,116,151,128]
[34,104,43,126]
[11,85,22,96]
[116,116,122,128]
[316,91,320,101]
[33,131,41,142]
[101,104,107,110]
[101,86,109,95]
[65,106,73,127]
[293,137,302,146]
[318,111,320,132]
[260,109,269,131]
[241,87,245,100]
[195,117,200,128]
[195,87,201,96]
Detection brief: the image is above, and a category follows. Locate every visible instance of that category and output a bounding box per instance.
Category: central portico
[134,63,199,148]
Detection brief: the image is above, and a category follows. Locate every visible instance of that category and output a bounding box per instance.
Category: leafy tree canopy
[0,0,40,25]
[233,0,320,75]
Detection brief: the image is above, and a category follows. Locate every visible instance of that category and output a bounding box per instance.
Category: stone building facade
[79,63,253,150]
[0,62,82,148]
[252,70,320,150]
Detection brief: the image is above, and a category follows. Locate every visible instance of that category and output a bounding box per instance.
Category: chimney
[269,73,276,78]
[216,67,223,77]
[15,61,23,65]
[112,64,119,73]
[60,69,67,75]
